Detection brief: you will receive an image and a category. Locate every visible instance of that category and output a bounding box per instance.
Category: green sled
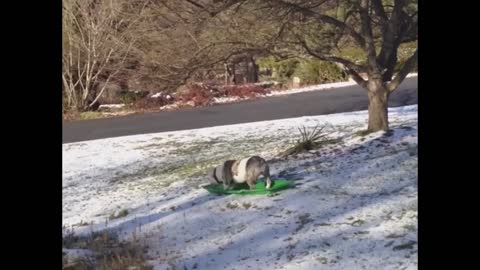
[202,179,293,195]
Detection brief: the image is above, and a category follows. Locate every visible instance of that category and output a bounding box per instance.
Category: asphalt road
[63,77,417,143]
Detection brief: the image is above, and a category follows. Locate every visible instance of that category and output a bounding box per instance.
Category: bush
[119,90,149,105]
[282,124,341,156]
[176,83,270,106]
[294,59,346,85]
[258,57,346,86]
[177,84,214,106]
[258,56,299,83]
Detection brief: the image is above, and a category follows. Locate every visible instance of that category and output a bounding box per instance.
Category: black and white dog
[211,156,272,190]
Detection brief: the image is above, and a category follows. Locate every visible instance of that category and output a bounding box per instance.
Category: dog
[211,156,272,190]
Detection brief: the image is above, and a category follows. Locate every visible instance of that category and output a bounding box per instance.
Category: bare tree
[62,0,287,112]
[115,0,233,93]
[203,0,417,131]
[124,0,279,91]
[62,0,135,111]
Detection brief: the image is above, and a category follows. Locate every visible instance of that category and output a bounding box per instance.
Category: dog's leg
[262,163,272,189]
[246,175,256,190]
[265,176,272,189]
[223,160,236,191]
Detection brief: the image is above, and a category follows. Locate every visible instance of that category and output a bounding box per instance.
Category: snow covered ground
[63,105,418,269]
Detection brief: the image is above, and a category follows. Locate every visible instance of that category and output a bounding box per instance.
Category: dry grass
[63,110,110,121]
[62,227,152,270]
[282,124,340,156]
[109,209,129,220]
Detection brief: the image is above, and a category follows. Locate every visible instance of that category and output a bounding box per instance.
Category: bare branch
[304,0,330,10]
[400,35,417,44]
[371,0,388,35]
[376,0,412,79]
[88,42,135,108]
[359,0,379,73]
[387,48,417,92]
[91,49,114,83]
[345,69,368,89]
[184,0,206,10]
[399,12,418,43]
[232,0,247,14]
[267,0,366,49]
[371,0,388,22]
[295,33,367,89]
[295,35,368,74]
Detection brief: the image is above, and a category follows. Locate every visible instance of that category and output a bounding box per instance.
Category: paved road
[63,77,417,143]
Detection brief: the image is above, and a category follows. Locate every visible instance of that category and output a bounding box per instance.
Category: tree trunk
[246,57,259,83]
[224,63,229,85]
[231,63,238,84]
[367,82,389,132]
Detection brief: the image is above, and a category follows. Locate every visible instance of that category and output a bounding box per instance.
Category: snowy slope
[63,105,418,269]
